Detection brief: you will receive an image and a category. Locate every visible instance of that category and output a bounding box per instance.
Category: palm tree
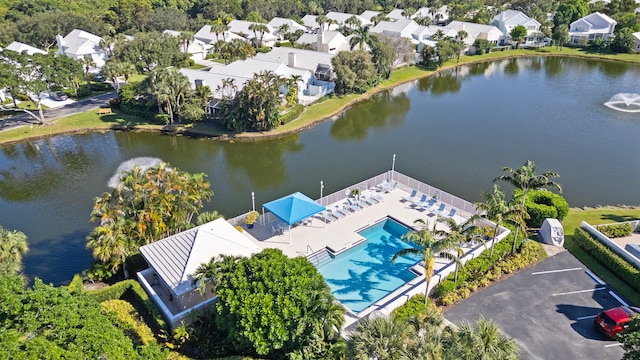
[348,315,410,360]
[278,23,290,41]
[402,8,416,19]
[248,23,270,47]
[350,25,375,50]
[392,219,462,305]
[195,210,223,225]
[211,22,228,42]
[193,254,238,295]
[345,15,362,30]
[475,184,528,259]
[78,55,95,95]
[452,316,520,360]
[117,61,136,83]
[434,215,482,283]
[494,160,561,253]
[316,15,328,31]
[371,14,390,26]
[100,61,121,90]
[0,226,29,276]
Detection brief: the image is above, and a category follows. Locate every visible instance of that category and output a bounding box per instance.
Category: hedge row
[87,279,167,331]
[434,239,543,306]
[102,299,157,346]
[573,228,640,290]
[596,223,634,238]
[280,104,304,124]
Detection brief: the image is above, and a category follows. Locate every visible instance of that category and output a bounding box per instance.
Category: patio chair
[376,180,390,192]
[364,190,383,203]
[328,207,345,220]
[420,198,437,211]
[361,191,380,205]
[344,200,359,212]
[444,208,456,219]
[334,204,350,217]
[349,197,369,209]
[319,210,338,223]
[271,224,283,236]
[412,194,429,207]
[385,181,398,193]
[430,203,446,217]
[401,189,418,202]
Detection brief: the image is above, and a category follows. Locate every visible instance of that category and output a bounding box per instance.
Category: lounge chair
[349,197,369,209]
[364,190,383,203]
[412,194,429,207]
[385,181,398,192]
[402,190,418,202]
[430,203,446,217]
[271,224,283,235]
[361,191,380,205]
[420,198,437,211]
[334,204,350,217]
[377,180,390,192]
[444,208,456,219]
[328,207,345,220]
[344,200,359,212]
[319,211,338,223]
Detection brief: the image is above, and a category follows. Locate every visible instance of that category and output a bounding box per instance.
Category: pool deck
[238,176,502,331]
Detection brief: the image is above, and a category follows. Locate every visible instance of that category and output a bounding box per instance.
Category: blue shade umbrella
[262,192,326,243]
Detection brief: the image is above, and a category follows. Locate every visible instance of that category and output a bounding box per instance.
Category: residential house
[193,24,247,55]
[387,8,410,22]
[268,17,306,40]
[413,6,449,24]
[301,14,341,31]
[163,30,207,59]
[360,10,381,23]
[4,41,47,55]
[444,21,504,47]
[325,11,372,29]
[137,218,262,329]
[56,29,108,69]
[227,20,278,47]
[492,10,542,45]
[569,12,617,44]
[295,30,350,54]
[633,32,640,52]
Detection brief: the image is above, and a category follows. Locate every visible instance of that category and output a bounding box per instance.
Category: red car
[594,306,640,339]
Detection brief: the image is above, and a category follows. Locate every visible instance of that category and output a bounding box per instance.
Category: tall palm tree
[475,184,528,258]
[348,315,410,360]
[78,55,95,95]
[350,25,375,50]
[392,219,461,305]
[316,15,328,31]
[494,160,561,253]
[434,215,482,283]
[371,14,390,25]
[452,316,520,360]
[193,254,239,295]
[211,22,228,42]
[278,23,290,41]
[0,226,28,276]
[100,61,121,90]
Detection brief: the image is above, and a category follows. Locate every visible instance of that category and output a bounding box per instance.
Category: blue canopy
[263,192,326,225]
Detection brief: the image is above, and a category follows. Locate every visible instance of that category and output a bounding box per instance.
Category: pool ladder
[306,245,333,267]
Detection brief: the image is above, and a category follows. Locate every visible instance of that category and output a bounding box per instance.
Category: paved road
[444,250,626,360]
[0,92,117,132]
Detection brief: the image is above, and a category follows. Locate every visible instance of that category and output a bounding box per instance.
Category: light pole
[251,191,255,212]
[390,153,396,180]
[321,180,326,227]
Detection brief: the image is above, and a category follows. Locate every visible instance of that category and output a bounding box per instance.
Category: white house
[300,14,340,31]
[56,29,108,69]
[227,20,278,47]
[4,41,47,55]
[268,17,306,39]
[295,30,350,53]
[325,11,371,28]
[137,218,262,330]
[492,10,542,45]
[370,19,428,43]
[387,8,409,22]
[569,12,617,44]
[633,32,640,52]
[444,21,504,46]
[413,6,449,24]
[360,10,381,23]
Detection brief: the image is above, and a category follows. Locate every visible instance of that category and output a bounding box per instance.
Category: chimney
[288,52,296,68]
[317,31,325,52]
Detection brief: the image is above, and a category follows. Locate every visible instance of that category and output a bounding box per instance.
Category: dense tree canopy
[192,248,344,358]
[332,50,377,94]
[87,163,213,276]
[0,275,166,359]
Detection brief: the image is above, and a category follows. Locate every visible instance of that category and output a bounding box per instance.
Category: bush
[280,104,304,125]
[516,189,569,228]
[184,58,195,67]
[434,279,457,298]
[91,82,114,91]
[391,294,426,323]
[596,223,634,238]
[573,228,640,290]
[67,274,85,295]
[102,299,157,346]
[154,114,170,125]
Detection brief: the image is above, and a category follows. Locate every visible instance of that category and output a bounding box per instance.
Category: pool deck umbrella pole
[262,192,326,244]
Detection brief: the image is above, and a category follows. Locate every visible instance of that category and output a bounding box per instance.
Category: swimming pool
[316,217,422,313]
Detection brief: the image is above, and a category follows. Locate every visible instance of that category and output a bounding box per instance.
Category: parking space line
[532,267,582,275]
[609,291,629,306]
[604,343,623,348]
[585,270,605,285]
[576,315,597,320]
[552,287,606,296]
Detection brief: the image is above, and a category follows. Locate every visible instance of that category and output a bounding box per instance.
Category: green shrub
[573,228,640,290]
[434,279,457,298]
[280,104,304,125]
[515,189,569,228]
[154,114,170,125]
[441,292,460,306]
[15,93,31,101]
[183,58,195,67]
[91,82,114,91]
[102,299,157,346]
[596,223,634,238]
[391,294,426,323]
[67,274,85,295]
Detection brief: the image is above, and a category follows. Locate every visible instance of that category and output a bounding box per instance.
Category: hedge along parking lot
[444,251,627,360]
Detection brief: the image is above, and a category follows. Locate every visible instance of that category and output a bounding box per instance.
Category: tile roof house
[137,218,262,329]
[569,12,617,44]
[295,30,350,53]
[227,20,278,47]
[492,10,542,45]
[4,41,47,55]
[55,29,108,69]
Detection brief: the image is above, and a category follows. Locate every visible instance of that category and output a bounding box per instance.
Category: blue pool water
[316,218,422,313]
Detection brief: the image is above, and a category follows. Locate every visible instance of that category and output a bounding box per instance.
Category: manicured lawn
[185,63,207,70]
[562,206,640,305]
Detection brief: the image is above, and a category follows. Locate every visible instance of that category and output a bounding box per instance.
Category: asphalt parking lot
[444,250,627,360]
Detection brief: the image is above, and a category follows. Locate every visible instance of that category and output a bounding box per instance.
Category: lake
[1,56,639,284]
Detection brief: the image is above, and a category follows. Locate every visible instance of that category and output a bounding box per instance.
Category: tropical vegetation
[0,226,28,277]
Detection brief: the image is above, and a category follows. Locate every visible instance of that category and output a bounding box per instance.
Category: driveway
[444,250,627,360]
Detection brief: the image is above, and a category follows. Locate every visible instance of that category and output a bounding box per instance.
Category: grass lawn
[185,63,207,70]
[562,206,640,305]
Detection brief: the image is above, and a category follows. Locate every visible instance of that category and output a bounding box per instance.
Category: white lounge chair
[402,190,418,202]
[328,207,345,220]
[271,224,283,235]
[344,200,359,212]
[385,181,398,192]
[413,194,429,207]
[319,211,338,223]
[377,180,390,192]
[361,191,380,205]
[334,204,350,217]
[430,203,446,217]
[421,198,437,211]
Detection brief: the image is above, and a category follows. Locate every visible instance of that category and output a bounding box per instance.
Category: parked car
[50,91,68,101]
[594,306,640,339]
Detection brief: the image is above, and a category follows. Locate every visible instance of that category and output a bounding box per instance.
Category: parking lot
[445,250,627,360]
